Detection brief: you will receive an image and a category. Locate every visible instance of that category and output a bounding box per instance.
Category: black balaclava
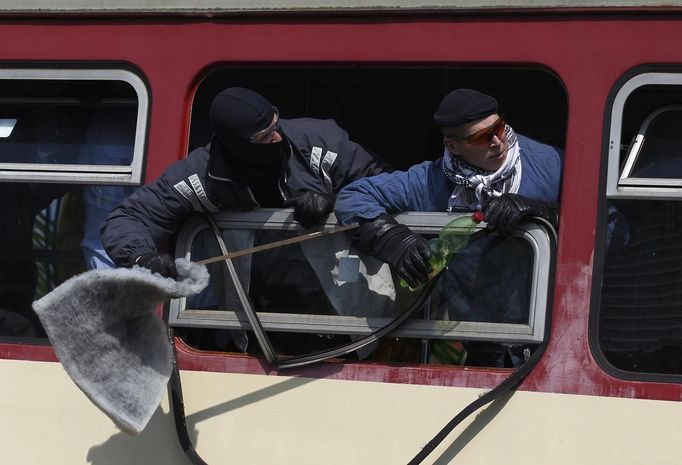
[208,87,285,179]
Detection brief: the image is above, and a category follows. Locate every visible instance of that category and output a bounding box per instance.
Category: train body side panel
[2,357,681,465]
[0,359,192,465]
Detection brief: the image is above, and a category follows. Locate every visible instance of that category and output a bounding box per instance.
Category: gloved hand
[284,191,336,229]
[134,253,178,279]
[484,193,559,236]
[356,214,432,289]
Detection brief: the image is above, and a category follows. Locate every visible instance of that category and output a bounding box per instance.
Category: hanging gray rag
[32,258,209,436]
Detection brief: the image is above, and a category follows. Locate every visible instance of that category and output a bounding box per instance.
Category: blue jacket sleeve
[335,160,443,225]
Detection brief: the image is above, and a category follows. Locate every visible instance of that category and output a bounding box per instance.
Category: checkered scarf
[442,124,522,212]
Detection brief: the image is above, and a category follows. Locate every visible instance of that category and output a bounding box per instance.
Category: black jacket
[102,118,388,267]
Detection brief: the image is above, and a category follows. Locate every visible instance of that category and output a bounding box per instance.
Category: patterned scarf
[442,124,522,212]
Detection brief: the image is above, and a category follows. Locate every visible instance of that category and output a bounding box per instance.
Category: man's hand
[284,191,336,229]
[484,193,559,236]
[357,214,432,288]
[135,253,178,279]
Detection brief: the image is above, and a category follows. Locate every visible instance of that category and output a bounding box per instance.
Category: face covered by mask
[224,137,284,179]
[208,87,286,179]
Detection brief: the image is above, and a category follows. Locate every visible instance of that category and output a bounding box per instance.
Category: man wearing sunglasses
[102,87,388,278]
[334,89,561,366]
[336,88,561,289]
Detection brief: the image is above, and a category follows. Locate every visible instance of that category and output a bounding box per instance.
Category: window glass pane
[432,235,533,324]
[0,73,143,340]
[600,199,682,375]
[618,84,682,169]
[185,228,398,356]
[0,79,137,167]
[0,179,138,339]
[631,110,682,178]
[1,182,72,337]
[180,224,539,367]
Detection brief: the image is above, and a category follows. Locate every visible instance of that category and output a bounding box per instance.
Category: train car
[1,2,682,464]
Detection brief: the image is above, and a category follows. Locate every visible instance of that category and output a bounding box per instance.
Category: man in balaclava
[102,87,388,278]
[208,87,300,211]
[208,87,284,186]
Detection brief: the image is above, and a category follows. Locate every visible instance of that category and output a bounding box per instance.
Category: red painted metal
[2,14,682,402]
[0,343,57,363]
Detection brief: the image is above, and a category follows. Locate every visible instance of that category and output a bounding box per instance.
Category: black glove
[357,214,432,288]
[135,253,178,279]
[484,193,559,236]
[284,191,336,229]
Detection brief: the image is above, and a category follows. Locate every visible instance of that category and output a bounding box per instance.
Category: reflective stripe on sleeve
[173,179,203,212]
[188,174,219,213]
[310,146,337,191]
[320,150,338,191]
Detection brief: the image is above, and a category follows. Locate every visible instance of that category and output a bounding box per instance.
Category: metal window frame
[607,73,682,199]
[619,104,682,187]
[169,209,553,344]
[0,68,148,184]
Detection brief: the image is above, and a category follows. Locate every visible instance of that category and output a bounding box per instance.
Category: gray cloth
[32,258,209,435]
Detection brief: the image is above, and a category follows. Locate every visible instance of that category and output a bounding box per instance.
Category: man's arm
[334,161,438,225]
[279,118,391,229]
[331,137,391,191]
[101,156,207,268]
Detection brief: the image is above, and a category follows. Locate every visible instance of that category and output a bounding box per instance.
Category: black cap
[433,89,498,128]
[209,87,275,143]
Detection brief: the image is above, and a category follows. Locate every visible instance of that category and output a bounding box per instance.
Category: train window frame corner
[607,71,682,200]
[0,67,149,185]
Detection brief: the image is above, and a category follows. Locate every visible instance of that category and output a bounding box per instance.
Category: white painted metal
[2,358,681,465]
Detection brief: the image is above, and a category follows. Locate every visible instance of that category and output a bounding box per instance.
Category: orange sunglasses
[452,117,505,146]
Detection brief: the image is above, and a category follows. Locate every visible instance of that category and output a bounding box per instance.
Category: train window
[598,71,682,377]
[169,210,555,367]
[0,68,148,184]
[0,68,147,340]
[171,65,564,367]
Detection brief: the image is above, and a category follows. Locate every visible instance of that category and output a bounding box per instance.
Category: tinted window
[0,69,146,340]
[600,73,682,376]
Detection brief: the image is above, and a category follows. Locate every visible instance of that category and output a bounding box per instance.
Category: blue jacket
[102,118,387,267]
[334,134,562,326]
[335,134,562,224]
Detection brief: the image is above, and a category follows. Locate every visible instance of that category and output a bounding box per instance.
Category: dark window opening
[626,107,682,179]
[190,66,566,170]
[618,85,682,173]
[0,80,137,166]
[600,200,682,375]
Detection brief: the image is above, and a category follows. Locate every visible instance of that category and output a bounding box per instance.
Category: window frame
[607,72,682,199]
[168,209,554,346]
[593,66,682,383]
[0,67,148,185]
